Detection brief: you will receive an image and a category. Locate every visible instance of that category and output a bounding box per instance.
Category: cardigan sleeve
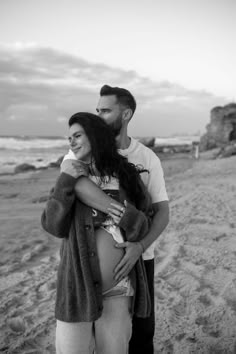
[118,202,151,242]
[41,172,77,238]
[118,174,153,242]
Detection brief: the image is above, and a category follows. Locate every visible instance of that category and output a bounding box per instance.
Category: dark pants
[129,259,155,354]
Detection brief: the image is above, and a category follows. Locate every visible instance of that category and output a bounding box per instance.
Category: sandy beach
[1,153,236,353]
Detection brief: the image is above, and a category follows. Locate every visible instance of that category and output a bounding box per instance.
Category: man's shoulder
[131,138,160,161]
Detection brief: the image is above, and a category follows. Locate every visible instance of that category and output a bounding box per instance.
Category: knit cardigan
[41,172,152,322]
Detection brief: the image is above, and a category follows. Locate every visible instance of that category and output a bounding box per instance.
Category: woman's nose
[70,137,76,146]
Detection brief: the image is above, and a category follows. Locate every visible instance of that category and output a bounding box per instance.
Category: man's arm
[114,200,169,282]
[138,201,169,252]
[73,167,170,281]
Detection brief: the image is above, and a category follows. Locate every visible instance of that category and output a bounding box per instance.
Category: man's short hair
[100,84,136,115]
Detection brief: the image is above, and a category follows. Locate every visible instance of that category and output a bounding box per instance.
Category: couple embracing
[41,85,169,354]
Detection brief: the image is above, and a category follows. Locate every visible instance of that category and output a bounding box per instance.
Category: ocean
[0,135,200,174]
[0,136,69,174]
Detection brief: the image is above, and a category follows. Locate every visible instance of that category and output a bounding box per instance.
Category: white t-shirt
[118,138,168,260]
[63,137,168,260]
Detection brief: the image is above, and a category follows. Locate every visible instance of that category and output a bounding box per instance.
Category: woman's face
[68,123,92,163]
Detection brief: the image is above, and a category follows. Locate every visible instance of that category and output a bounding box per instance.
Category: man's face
[96,95,123,136]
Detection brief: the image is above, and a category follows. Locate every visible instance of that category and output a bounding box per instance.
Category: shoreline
[0,150,195,177]
[0,134,199,175]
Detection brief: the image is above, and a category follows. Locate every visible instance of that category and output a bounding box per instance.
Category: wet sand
[0,154,236,353]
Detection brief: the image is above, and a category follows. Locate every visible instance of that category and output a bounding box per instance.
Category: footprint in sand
[21,244,48,264]
[33,243,47,253]
[21,251,33,263]
[8,317,26,333]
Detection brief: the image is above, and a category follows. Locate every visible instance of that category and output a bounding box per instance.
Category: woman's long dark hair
[68,112,148,207]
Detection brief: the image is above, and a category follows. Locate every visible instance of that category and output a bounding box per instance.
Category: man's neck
[116,134,131,150]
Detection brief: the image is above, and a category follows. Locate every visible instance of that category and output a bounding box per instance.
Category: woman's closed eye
[68,134,81,143]
[73,134,82,139]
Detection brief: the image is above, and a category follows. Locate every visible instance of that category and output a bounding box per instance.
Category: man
[64,85,169,353]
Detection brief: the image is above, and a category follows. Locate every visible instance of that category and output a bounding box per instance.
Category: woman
[41,112,152,354]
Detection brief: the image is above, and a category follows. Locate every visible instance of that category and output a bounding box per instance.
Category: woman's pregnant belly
[95,227,124,292]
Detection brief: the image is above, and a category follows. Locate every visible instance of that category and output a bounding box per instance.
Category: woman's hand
[107,201,126,224]
[61,159,88,179]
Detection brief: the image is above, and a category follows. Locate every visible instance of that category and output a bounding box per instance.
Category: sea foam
[0,136,68,151]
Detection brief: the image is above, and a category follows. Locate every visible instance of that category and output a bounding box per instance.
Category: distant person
[69,85,169,354]
[42,112,152,354]
[192,141,200,159]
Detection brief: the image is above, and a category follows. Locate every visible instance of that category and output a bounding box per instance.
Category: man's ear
[122,108,132,122]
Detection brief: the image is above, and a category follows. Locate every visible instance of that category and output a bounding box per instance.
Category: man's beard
[110,118,122,137]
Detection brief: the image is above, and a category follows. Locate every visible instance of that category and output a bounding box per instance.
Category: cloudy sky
[0,0,235,137]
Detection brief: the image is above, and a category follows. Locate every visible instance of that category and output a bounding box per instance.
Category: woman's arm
[42,160,84,238]
[74,177,123,213]
[41,173,77,238]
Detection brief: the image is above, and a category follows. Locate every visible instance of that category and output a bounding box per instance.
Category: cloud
[6,103,49,121]
[57,116,67,123]
[0,43,228,136]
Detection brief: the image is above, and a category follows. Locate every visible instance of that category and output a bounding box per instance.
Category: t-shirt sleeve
[62,149,77,163]
[146,153,169,204]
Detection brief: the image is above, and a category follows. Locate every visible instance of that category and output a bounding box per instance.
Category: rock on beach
[14,163,36,174]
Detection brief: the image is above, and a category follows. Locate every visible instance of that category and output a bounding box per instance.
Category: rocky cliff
[201,103,236,150]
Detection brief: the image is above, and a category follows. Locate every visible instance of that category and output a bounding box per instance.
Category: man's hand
[113,241,143,282]
[61,159,88,179]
